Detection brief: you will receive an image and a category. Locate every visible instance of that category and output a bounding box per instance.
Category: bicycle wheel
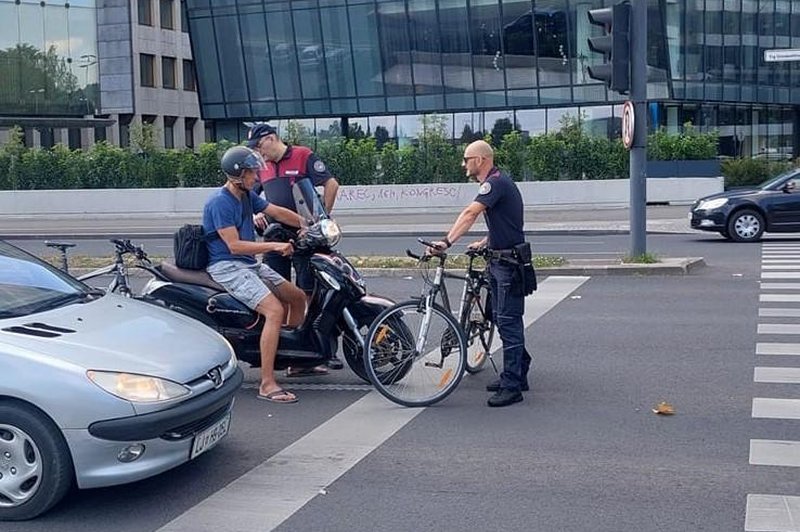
[365,300,466,407]
[462,287,495,374]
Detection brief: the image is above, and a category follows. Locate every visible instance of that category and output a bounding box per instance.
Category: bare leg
[273,281,306,328]
[254,293,296,401]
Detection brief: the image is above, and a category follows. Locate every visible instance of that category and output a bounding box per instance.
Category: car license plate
[190,414,230,459]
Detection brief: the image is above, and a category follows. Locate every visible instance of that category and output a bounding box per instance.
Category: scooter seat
[159,261,225,292]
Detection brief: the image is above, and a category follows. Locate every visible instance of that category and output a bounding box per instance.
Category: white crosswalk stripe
[747,245,800,531]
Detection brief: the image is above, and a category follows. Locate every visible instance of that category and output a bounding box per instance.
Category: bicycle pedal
[424,361,443,368]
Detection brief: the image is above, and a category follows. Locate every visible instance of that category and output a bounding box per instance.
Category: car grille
[160,404,230,441]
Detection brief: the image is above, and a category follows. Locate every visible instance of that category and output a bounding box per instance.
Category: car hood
[696,188,763,203]
[0,294,231,383]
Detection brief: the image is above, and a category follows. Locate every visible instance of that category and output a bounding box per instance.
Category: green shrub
[721,158,796,188]
[648,123,718,160]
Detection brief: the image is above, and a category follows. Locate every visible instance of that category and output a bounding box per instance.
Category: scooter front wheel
[364,300,466,407]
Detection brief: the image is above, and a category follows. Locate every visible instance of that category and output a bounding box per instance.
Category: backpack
[174,224,212,270]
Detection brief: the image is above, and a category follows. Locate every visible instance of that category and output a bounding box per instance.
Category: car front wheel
[0,403,73,521]
[727,209,765,242]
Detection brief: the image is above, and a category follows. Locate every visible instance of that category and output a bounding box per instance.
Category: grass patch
[621,252,660,264]
[46,254,568,270]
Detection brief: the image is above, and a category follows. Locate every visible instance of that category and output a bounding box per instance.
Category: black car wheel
[0,403,74,521]
[727,209,765,242]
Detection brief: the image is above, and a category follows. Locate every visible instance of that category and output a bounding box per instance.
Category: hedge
[0,118,729,190]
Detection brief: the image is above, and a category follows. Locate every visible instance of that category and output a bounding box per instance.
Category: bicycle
[363,238,497,407]
[46,239,154,297]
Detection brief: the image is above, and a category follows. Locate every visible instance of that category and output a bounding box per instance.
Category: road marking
[755,367,800,384]
[158,276,590,532]
[745,494,800,531]
[760,308,800,318]
[759,324,800,334]
[760,283,800,290]
[763,260,800,264]
[753,398,800,420]
[750,440,800,467]
[762,272,800,279]
[761,295,800,303]
[757,343,800,355]
[762,265,800,270]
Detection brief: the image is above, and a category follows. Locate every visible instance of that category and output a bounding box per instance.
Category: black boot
[487,389,523,407]
[326,355,344,370]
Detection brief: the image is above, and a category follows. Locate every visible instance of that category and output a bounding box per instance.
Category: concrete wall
[0,178,723,217]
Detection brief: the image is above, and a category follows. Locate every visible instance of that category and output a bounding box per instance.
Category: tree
[347,122,367,140]
[490,118,516,147]
[459,124,483,144]
[0,44,82,114]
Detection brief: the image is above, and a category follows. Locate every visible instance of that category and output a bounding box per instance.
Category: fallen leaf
[652,401,675,415]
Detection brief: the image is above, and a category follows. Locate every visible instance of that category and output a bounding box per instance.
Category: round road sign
[621,100,634,149]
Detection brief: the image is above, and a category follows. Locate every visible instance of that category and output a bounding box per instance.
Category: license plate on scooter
[190,414,230,459]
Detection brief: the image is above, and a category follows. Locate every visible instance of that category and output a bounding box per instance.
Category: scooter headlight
[320,219,341,246]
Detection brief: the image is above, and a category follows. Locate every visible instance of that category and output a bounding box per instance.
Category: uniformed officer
[430,140,532,407]
[246,123,343,372]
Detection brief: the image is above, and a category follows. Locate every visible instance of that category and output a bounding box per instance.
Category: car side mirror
[782,183,796,193]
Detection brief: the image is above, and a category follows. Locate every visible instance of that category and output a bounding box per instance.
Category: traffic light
[587,2,631,94]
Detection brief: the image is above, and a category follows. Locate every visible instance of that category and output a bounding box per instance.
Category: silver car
[0,240,243,520]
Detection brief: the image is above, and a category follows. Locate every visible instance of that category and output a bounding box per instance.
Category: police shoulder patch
[313,160,326,173]
[479,182,492,195]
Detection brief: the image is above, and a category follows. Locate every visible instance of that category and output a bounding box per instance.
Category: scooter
[139,178,396,383]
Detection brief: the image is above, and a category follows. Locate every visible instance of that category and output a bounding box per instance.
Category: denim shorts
[207,260,285,311]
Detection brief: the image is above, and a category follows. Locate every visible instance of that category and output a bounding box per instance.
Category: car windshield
[760,169,800,190]
[0,241,93,319]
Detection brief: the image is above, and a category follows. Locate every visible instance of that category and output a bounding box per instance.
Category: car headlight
[225,350,238,373]
[87,370,189,403]
[320,219,341,246]
[697,198,728,210]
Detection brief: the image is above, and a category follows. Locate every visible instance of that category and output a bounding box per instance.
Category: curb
[69,257,706,280]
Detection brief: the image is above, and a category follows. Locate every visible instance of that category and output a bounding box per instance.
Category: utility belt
[488,242,537,295]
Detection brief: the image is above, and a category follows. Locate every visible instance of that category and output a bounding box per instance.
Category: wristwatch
[442,236,452,248]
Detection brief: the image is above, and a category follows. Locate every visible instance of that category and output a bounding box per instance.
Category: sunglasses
[463,156,481,163]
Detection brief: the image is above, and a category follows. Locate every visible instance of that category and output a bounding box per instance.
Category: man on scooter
[203,146,307,404]
[246,122,344,375]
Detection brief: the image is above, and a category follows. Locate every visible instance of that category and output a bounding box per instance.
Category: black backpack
[174,224,214,270]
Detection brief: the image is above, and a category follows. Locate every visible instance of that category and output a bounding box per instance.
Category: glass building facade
[185,0,800,159]
[0,0,100,118]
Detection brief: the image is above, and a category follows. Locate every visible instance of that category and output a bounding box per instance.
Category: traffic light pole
[629,0,647,257]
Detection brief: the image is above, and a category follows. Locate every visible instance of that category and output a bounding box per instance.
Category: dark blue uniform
[474,167,531,393]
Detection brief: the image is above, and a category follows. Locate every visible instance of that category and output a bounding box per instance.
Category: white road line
[763,260,800,264]
[760,283,800,290]
[760,309,800,318]
[756,343,800,355]
[753,398,800,420]
[755,367,800,384]
[762,265,800,270]
[750,440,800,467]
[158,276,590,532]
[761,295,800,303]
[759,324,800,334]
[745,494,800,531]
[762,272,800,279]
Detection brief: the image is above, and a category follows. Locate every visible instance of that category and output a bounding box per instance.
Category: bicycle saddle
[159,261,225,292]
[45,241,76,250]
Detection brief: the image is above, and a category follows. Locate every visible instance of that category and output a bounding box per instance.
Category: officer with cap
[246,123,343,372]
[429,140,533,407]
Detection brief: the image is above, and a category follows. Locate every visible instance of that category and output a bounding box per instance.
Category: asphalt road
[5,235,799,531]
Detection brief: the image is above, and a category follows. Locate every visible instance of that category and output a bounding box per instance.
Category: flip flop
[257,389,298,404]
[285,366,329,377]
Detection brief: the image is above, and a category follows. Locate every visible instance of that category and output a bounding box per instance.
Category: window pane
[139,0,152,25]
[140,54,155,87]
[162,57,176,88]
[182,59,196,91]
[379,1,413,96]
[438,0,472,95]
[470,0,503,91]
[192,18,223,102]
[267,6,303,101]
[408,0,442,95]
[214,15,248,102]
[160,0,174,29]
[502,0,538,90]
[239,12,274,102]
[535,0,570,88]
[348,4,383,96]
[321,7,356,98]
[293,8,329,99]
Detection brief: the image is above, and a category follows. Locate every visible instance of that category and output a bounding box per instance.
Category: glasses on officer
[462,156,481,164]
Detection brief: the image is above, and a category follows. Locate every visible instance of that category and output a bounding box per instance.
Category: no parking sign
[622,100,634,150]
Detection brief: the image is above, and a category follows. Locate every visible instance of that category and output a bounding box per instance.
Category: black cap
[246,123,278,148]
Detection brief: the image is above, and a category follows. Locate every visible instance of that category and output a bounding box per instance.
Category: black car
[690,168,800,242]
